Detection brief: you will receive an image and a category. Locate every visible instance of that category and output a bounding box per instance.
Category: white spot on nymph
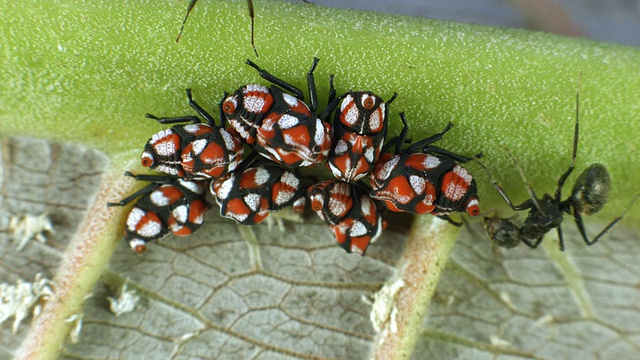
[349,221,367,237]
[138,218,163,237]
[221,129,238,151]
[423,155,441,169]
[453,165,473,184]
[445,182,466,201]
[184,124,202,133]
[172,205,188,223]
[328,162,343,179]
[126,208,145,231]
[361,196,372,216]
[409,175,426,195]
[364,146,375,163]
[157,165,179,176]
[377,156,400,180]
[282,93,299,107]
[190,139,208,156]
[275,190,294,205]
[344,104,360,125]
[244,95,266,113]
[254,167,271,185]
[340,94,354,112]
[280,171,300,188]
[178,179,203,194]
[150,190,170,207]
[215,176,235,199]
[368,110,381,132]
[329,198,347,216]
[228,211,249,223]
[315,119,326,146]
[193,212,205,224]
[334,139,348,155]
[153,138,177,157]
[129,238,146,251]
[244,193,261,211]
[371,217,384,243]
[263,146,284,162]
[150,129,173,144]
[278,114,300,129]
[245,84,268,93]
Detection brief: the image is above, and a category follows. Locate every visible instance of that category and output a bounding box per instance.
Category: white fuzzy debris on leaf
[369,276,405,333]
[65,313,84,344]
[107,281,140,317]
[9,213,55,251]
[0,273,54,334]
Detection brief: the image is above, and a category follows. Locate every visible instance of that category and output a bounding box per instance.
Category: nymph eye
[361,95,375,110]
[222,98,237,114]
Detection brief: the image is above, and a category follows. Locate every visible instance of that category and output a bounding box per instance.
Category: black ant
[477,83,638,251]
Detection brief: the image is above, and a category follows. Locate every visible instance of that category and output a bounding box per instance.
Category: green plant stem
[372,217,460,359]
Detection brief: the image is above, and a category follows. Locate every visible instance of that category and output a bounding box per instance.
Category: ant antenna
[503,146,545,214]
[247,0,259,57]
[555,72,583,204]
[176,0,259,57]
[176,0,198,43]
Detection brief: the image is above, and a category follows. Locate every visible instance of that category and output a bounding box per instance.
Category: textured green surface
[2,0,638,223]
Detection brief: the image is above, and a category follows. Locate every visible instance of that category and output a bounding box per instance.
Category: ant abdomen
[570,163,610,216]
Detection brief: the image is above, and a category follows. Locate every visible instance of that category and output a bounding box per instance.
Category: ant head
[570,163,610,216]
[484,214,521,249]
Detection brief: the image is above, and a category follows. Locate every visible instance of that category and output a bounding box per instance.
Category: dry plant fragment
[107,281,140,317]
[0,273,54,334]
[9,213,55,251]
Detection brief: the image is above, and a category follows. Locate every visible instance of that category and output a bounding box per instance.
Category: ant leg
[145,114,200,125]
[185,89,217,127]
[504,147,545,213]
[245,59,305,100]
[476,160,536,212]
[577,192,640,246]
[521,235,545,249]
[437,214,463,227]
[556,226,566,251]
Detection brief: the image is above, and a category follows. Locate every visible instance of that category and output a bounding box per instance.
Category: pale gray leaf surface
[412,221,640,359]
[62,211,408,359]
[0,137,109,358]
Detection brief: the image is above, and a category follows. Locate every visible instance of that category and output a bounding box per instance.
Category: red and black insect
[220,58,338,168]
[141,89,244,179]
[307,180,386,255]
[107,172,211,254]
[370,113,481,225]
[328,90,397,182]
[211,155,307,225]
[478,89,638,251]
